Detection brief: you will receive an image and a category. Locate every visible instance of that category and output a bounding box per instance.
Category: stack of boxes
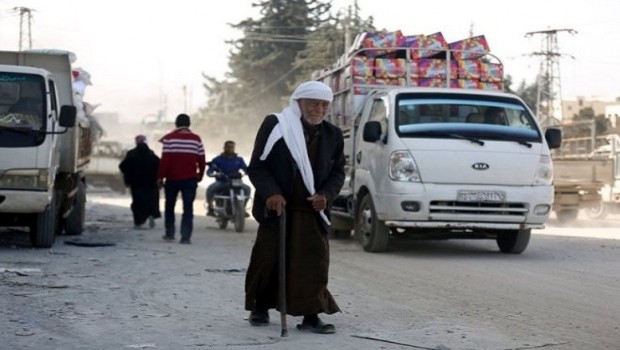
[313,30,504,95]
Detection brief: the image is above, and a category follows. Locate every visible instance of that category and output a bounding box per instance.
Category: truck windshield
[396,94,542,144]
[0,73,46,147]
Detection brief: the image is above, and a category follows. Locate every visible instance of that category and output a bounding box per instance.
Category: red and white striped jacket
[157,127,206,182]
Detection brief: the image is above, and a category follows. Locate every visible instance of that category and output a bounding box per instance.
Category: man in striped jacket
[157,113,206,244]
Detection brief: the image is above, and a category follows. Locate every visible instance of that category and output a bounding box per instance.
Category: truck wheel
[30,194,58,248]
[584,201,608,220]
[355,194,389,252]
[496,228,531,254]
[233,199,245,233]
[64,181,86,235]
[556,209,579,225]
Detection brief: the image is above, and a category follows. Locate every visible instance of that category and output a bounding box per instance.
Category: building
[561,96,616,122]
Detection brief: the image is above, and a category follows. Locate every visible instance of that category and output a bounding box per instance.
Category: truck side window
[48,80,57,115]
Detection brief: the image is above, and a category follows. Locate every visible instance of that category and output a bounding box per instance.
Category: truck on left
[0,50,93,247]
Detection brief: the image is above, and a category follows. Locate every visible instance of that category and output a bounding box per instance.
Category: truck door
[355,96,389,192]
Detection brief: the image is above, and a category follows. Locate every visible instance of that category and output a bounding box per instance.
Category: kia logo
[472,162,489,170]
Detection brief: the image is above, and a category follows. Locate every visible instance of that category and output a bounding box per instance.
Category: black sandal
[296,318,336,334]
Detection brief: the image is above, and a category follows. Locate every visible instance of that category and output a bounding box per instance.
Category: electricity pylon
[525,28,577,127]
[14,6,34,51]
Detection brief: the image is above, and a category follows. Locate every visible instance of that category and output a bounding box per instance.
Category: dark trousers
[164,179,197,240]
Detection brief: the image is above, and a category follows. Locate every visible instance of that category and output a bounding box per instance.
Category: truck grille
[429,200,528,216]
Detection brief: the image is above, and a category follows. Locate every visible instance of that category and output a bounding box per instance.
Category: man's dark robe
[119,143,161,226]
[245,115,345,316]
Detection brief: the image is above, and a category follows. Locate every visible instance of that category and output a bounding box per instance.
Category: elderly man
[244,81,345,334]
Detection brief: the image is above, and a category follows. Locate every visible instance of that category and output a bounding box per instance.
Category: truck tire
[556,209,579,225]
[496,228,531,254]
[355,194,389,252]
[584,201,608,220]
[64,181,86,235]
[30,194,58,248]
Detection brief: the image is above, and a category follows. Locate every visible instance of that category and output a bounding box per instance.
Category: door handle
[356,151,362,164]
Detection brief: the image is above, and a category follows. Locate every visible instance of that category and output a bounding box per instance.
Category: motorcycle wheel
[233,198,245,233]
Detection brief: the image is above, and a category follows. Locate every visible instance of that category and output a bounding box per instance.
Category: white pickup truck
[313,41,562,254]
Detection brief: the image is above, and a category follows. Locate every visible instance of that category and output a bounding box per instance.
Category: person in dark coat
[245,81,345,334]
[119,134,161,229]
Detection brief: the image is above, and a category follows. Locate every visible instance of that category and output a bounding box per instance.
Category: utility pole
[525,28,577,127]
[14,6,34,51]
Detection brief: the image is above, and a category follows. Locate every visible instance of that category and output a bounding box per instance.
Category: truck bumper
[0,189,50,213]
[372,183,553,229]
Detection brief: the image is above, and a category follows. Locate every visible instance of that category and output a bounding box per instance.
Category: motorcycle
[206,171,249,233]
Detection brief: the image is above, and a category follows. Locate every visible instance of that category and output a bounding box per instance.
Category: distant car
[588,144,612,159]
[85,140,128,193]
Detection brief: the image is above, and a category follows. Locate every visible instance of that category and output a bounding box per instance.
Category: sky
[0,0,618,123]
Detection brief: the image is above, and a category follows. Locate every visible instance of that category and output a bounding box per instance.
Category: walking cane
[278,207,288,337]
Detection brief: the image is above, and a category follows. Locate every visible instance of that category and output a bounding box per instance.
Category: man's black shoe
[162,235,174,242]
[248,310,269,326]
[296,316,335,334]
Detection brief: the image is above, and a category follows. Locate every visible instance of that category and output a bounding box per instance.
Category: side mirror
[545,128,562,149]
[363,121,382,142]
[59,105,77,128]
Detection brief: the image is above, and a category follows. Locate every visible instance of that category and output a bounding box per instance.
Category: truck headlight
[389,150,421,182]
[534,155,553,185]
[0,169,49,190]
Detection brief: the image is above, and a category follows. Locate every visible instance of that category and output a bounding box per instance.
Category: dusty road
[1,189,619,350]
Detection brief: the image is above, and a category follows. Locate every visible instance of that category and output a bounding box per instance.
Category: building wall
[562,96,614,121]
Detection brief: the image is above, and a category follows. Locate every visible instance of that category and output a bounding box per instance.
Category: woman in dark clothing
[245,81,345,334]
[119,135,161,228]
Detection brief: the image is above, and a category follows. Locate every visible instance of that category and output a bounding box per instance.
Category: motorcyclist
[206,140,251,216]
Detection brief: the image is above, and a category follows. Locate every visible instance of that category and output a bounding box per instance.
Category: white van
[329,87,562,254]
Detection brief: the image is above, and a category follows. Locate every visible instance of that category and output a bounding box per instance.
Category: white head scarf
[259,81,333,225]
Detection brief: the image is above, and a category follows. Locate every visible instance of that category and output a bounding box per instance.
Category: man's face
[298,98,330,125]
[224,143,235,155]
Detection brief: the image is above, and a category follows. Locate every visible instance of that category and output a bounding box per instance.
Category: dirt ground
[1,189,619,350]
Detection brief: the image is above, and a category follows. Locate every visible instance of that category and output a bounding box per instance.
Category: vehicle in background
[0,50,95,247]
[312,31,562,254]
[85,140,127,194]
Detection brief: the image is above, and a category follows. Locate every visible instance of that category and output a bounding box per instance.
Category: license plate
[231,179,243,186]
[457,190,505,202]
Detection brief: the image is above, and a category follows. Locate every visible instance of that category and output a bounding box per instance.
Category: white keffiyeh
[259,81,333,225]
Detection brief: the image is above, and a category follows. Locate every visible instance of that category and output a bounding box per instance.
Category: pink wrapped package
[457,79,480,89]
[418,78,450,88]
[350,56,374,76]
[479,81,503,91]
[457,60,481,79]
[408,61,420,79]
[449,35,490,60]
[352,76,376,94]
[411,32,449,59]
[362,30,406,57]
[417,59,457,79]
[479,62,503,82]
[374,58,407,78]
[374,78,408,87]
